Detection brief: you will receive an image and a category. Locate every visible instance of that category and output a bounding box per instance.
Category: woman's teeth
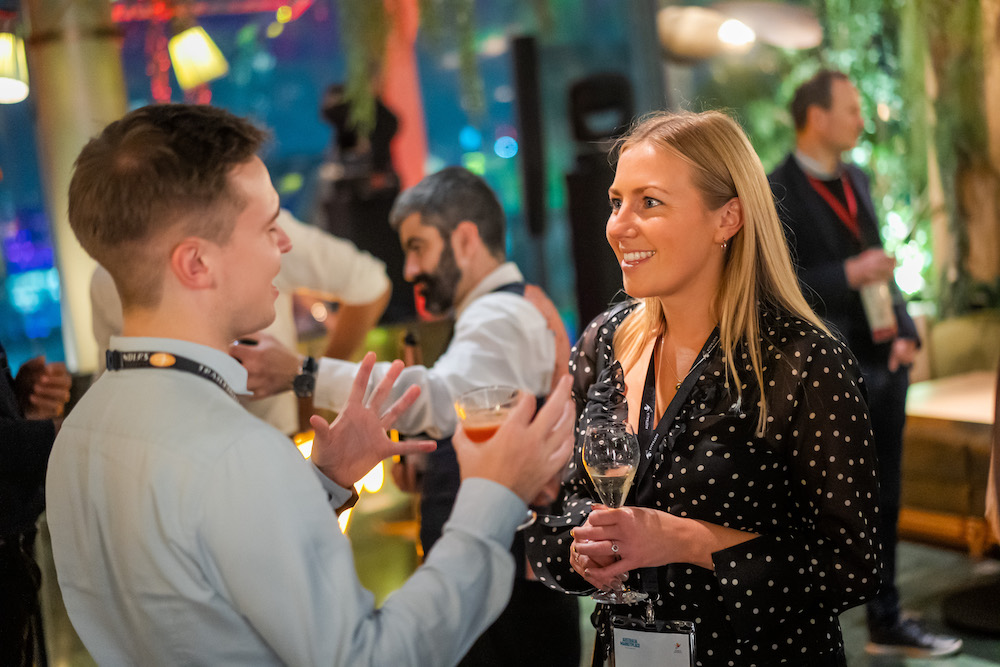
[622,251,655,262]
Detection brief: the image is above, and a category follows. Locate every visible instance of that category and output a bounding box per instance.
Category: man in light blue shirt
[45,103,573,667]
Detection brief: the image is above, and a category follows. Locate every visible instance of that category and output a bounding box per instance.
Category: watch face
[294,356,318,398]
[293,373,316,398]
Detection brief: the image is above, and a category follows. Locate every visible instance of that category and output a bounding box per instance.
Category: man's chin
[420,293,452,316]
[236,309,277,341]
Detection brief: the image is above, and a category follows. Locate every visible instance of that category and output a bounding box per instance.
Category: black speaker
[565,72,635,328]
[569,72,634,144]
[566,154,623,328]
[512,36,546,237]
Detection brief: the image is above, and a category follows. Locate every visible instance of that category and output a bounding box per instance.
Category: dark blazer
[769,154,918,364]
[0,342,56,537]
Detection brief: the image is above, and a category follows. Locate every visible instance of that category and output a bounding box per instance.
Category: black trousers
[0,532,46,667]
[858,360,910,629]
[459,578,581,667]
[422,439,581,666]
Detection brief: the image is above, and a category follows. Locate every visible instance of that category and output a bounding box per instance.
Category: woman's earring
[721,239,728,250]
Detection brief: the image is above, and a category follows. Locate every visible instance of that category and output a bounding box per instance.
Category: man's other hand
[888,337,918,373]
[228,333,301,398]
[15,356,71,419]
[845,248,896,289]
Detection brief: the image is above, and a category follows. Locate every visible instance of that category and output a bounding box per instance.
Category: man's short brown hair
[789,69,851,132]
[69,104,268,307]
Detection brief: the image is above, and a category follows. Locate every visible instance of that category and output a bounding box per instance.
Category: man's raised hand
[309,352,434,488]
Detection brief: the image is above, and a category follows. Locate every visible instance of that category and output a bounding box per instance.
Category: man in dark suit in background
[0,342,71,666]
[769,69,961,658]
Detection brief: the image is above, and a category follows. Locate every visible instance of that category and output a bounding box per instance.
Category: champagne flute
[582,422,648,604]
[454,385,535,529]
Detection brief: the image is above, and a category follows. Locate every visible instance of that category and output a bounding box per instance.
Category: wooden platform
[900,371,997,556]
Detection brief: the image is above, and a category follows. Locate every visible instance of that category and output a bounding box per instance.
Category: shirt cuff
[311,464,356,509]
[314,358,356,411]
[444,478,527,546]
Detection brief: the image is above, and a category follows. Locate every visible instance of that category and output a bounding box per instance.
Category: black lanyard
[636,329,721,478]
[105,350,238,401]
[629,329,720,600]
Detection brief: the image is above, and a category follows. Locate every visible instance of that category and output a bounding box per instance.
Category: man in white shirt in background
[233,166,581,666]
[89,209,391,435]
[46,103,574,667]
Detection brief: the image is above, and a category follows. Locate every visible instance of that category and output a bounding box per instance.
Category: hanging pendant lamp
[0,31,29,104]
[168,23,228,90]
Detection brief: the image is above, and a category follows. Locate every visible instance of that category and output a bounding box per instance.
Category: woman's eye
[609,198,621,211]
[644,197,661,208]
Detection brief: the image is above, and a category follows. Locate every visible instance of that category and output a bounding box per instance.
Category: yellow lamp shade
[0,32,28,104]
[168,25,229,90]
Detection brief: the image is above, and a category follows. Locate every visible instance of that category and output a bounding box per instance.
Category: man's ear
[450,220,482,265]
[169,237,215,290]
[716,197,744,245]
[806,104,826,133]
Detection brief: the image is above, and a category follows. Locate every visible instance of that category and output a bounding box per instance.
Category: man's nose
[277,225,292,253]
[403,255,420,282]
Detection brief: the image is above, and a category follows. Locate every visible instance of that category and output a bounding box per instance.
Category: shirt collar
[454,262,524,317]
[107,336,251,395]
[793,150,843,181]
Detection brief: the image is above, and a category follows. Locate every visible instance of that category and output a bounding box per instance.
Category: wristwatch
[293,356,318,398]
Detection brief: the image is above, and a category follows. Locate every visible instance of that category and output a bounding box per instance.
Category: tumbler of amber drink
[454,386,520,443]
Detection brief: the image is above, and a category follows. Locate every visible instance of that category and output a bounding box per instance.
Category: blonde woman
[526,111,883,667]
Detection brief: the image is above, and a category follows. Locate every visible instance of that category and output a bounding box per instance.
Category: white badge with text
[613,624,695,667]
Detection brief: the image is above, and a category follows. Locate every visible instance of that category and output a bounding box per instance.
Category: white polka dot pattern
[525,302,883,666]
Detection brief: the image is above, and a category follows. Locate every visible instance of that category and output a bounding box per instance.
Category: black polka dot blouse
[525,301,884,666]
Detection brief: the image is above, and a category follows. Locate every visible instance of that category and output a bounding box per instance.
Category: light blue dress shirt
[46,336,526,666]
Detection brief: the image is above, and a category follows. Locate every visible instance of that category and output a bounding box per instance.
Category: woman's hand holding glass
[572,505,678,589]
[573,502,759,583]
[574,423,648,604]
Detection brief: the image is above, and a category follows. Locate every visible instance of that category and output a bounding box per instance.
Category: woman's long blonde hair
[611,110,827,433]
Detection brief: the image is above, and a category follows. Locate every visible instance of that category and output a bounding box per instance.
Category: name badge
[612,618,695,667]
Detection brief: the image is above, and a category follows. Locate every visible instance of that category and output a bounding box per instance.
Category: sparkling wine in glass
[582,423,648,604]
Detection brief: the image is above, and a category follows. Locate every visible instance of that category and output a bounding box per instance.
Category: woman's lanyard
[105,349,238,401]
[628,329,720,602]
[635,331,721,484]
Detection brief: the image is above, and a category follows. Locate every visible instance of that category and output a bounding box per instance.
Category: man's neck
[453,255,504,308]
[121,308,231,353]
[794,136,843,178]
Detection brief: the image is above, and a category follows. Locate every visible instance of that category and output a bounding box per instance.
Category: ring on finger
[610,541,619,554]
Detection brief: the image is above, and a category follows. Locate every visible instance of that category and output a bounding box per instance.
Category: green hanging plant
[337,0,555,136]
[901,0,989,315]
[337,0,480,136]
[338,0,392,137]
[419,0,483,115]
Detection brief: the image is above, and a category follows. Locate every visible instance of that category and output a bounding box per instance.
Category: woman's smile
[620,249,656,265]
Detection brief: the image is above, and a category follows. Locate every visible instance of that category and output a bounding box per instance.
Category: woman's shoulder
[583,300,640,338]
[758,306,852,360]
[573,300,639,355]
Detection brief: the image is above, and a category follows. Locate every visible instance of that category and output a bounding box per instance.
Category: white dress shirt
[89,210,391,434]
[314,263,556,439]
[46,335,526,667]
